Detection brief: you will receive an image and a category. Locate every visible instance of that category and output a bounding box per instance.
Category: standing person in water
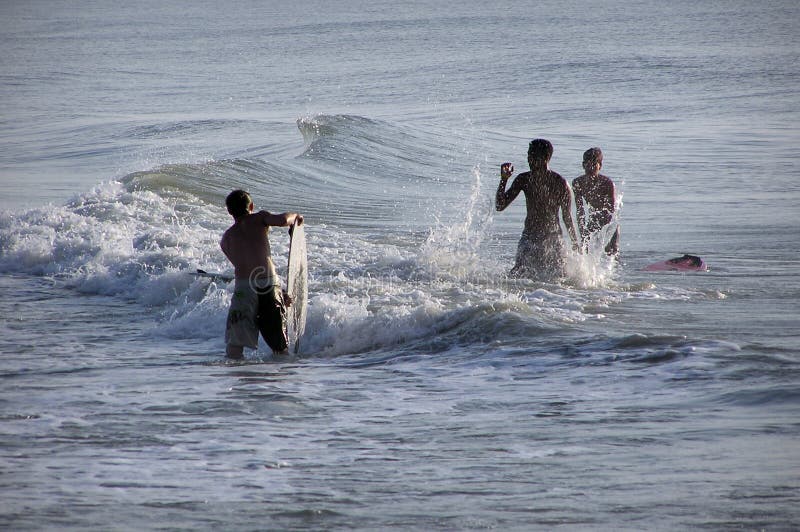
[220,190,303,359]
[496,138,579,279]
[572,147,619,255]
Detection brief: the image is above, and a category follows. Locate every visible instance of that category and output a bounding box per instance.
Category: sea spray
[0,181,228,300]
[419,165,502,285]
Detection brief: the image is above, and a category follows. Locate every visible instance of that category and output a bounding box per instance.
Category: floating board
[286,222,308,354]
[643,254,708,272]
[192,269,233,283]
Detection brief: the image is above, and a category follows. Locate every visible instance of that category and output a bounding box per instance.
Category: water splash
[566,189,624,288]
[418,165,499,282]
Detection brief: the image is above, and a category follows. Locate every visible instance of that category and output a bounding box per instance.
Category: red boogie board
[644,254,707,272]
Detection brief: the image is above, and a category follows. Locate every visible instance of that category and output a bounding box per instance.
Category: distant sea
[1,1,798,529]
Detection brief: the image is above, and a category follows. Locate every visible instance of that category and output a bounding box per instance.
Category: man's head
[528,139,554,167]
[583,147,603,172]
[226,189,253,218]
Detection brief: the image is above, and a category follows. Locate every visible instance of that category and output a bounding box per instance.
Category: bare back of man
[573,174,614,232]
[221,210,284,282]
[516,169,573,239]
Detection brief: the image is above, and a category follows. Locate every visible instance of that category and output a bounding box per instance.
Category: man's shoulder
[237,210,272,226]
[547,169,568,185]
[510,171,531,187]
[574,174,613,187]
[254,210,274,223]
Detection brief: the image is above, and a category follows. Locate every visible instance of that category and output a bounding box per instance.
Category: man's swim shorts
[225,278,288,353]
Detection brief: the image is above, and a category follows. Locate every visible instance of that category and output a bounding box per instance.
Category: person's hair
[583,147,603,165]
[528,138,554,162]
[225,189,252,217]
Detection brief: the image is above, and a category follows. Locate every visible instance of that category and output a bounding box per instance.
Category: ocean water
[1,0,799,529]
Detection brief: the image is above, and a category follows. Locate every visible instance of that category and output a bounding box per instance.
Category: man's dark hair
[226,189,252,217]
[528,138,554,162]
[583,147,603,165]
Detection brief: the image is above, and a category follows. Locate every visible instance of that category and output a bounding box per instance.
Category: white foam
[1,181,230,304]
[0,174,650,357]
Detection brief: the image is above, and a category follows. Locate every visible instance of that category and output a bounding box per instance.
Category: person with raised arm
[496,139,579,279]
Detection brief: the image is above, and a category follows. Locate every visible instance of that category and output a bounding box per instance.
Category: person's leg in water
[224,283,260,360]
[256,285,289,355]
[511,234,566,280]
[226,345,244,359]
[604,227,620,256]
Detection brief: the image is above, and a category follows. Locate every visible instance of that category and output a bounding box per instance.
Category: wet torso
[220,211,274,280]
[518,170,570,239]
[573,173,615,231]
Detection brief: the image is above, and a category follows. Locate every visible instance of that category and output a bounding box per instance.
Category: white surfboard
[286,222,308,354]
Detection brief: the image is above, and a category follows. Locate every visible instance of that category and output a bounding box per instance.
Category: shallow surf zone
[0,161,721,371]
[0,113,631,362]
[0,112,739,375]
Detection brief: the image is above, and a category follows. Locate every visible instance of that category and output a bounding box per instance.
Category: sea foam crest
[0,181,229,303]
[0,168,627,358]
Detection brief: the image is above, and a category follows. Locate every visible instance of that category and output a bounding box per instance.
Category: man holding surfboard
[220,190,303,359]
[496,139,579,279]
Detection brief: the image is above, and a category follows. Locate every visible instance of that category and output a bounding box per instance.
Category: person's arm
[573,179,587,242]
[258,211,304,227]
[496,163,523,211]
[605,178,619,254]
[607,178,617,216]
[561,183,579,251]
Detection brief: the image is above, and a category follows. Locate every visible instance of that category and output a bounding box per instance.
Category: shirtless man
[572,147,619,255]
[496,139,579,279]
[220,190,303,359]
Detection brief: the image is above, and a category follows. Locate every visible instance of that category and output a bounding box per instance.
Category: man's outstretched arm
[561,188,579,250]
[259,211,304,227]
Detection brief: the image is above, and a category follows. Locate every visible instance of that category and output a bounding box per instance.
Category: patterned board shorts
[225,279,288,353]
